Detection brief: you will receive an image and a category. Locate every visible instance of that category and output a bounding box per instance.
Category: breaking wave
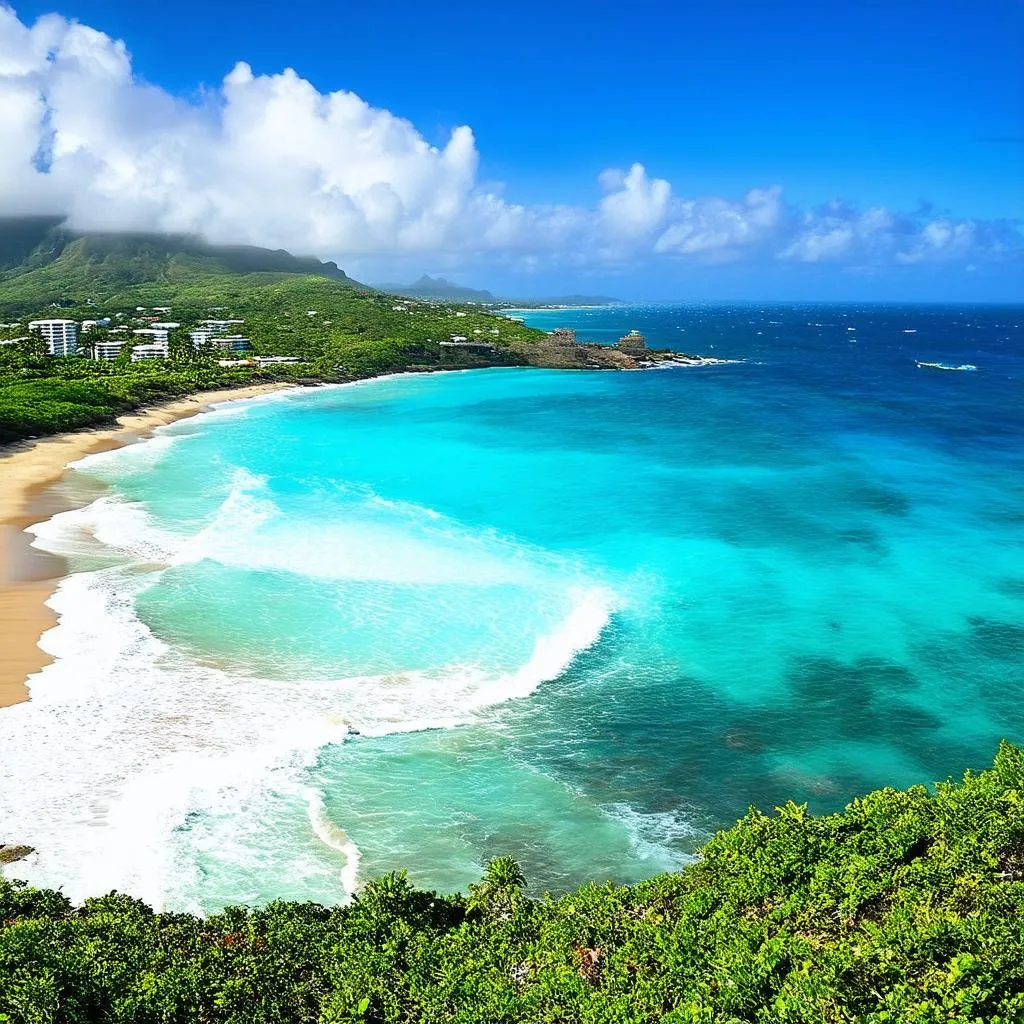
[2,452,615,910]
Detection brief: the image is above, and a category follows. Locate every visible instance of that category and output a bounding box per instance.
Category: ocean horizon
[1,301,1022,913]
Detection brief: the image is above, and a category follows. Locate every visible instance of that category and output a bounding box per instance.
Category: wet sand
[0,383,293,708]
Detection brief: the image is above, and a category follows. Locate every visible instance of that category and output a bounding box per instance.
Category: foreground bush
[2,743,1023,1023]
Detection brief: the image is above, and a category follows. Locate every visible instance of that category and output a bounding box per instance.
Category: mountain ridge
[0,218,363,316]
[375,272,620,306]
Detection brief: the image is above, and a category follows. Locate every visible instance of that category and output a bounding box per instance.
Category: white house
[28,319,78,356]
[255,356,301,366]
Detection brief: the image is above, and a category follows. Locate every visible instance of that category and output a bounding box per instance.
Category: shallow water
[2,302,1022,911]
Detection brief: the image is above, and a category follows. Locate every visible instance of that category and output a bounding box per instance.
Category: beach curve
[0,382,294,708]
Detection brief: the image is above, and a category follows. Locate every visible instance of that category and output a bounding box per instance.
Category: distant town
[0,310,303,368]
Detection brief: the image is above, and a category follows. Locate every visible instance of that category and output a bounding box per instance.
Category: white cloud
[0,5,1019,273]
[654,187,784,260]
[599,163,672,238]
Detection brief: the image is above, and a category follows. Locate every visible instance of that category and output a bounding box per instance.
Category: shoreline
[0,355,730,711]
[0,382,294,709]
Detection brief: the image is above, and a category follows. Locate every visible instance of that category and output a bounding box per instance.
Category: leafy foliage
[0,225,354,314]
[2,745,1023,1022]
[0,356,283,444]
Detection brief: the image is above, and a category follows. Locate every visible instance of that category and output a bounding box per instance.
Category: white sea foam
[2,478,613,911]
[599,803,703,871]
[32,470,555,588]
[305,789,362,898]
[69,432,185,474]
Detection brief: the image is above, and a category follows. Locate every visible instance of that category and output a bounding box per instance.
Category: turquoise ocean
[1,303,1022,913]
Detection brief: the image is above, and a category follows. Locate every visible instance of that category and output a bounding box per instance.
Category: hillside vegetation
[0,220,355,313]
[1,744,1023,1023]
[0,227,552,444]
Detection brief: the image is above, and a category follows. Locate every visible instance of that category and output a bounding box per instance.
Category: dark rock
[0,844,35,864]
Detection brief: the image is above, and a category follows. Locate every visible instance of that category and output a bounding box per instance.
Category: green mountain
[376,273,620,306]
[0,219,359,316]
[376,274,497,302]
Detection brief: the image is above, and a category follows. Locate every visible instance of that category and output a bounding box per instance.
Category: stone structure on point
[617,330,647,356]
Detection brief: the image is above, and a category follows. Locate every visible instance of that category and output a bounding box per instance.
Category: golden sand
[0,383,293,708]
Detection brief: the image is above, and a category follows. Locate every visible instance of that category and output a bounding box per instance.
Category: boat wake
[915,360,979,372]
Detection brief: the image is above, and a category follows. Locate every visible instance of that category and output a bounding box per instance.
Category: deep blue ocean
[2,302,1022,912]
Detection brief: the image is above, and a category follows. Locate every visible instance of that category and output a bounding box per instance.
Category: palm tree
[467,857,526,921]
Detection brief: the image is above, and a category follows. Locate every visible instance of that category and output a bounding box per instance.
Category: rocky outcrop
[508,335,734,372]
[0,843,34,864]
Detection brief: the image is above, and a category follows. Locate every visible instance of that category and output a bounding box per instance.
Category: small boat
[904,329,917,334]
[915,360,978,372]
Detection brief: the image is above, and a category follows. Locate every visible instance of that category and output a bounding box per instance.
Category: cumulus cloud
[599,164,672,239]
[0,5,1019,273]
[654,187,784,261]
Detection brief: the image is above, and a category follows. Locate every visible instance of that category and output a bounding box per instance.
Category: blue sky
[4,0,1023,299]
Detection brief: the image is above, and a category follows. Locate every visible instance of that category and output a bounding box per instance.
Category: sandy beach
[0,382,293,708]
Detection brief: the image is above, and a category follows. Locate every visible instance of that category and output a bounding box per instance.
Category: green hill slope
[1,743,1022,1022]
[0,220,358,315]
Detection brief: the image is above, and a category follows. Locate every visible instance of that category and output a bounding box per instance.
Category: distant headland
[372,273,621,308]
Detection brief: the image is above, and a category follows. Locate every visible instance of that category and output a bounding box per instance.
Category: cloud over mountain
[0,6,1019,275]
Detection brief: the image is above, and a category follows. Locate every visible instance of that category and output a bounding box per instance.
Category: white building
[215,335,251,353]
[200,319,244,329]
[193,320,246,349]
[133,327,172,344]
[93,338,127,361]
[28,319,78,356]
[131,341,169,361]
[150,321,181,331]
